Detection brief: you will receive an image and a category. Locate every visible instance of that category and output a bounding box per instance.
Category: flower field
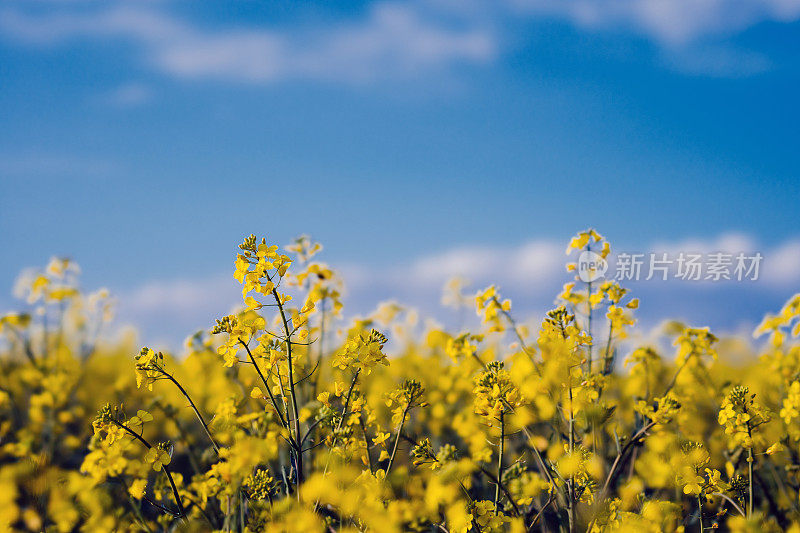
[1,229,799,532]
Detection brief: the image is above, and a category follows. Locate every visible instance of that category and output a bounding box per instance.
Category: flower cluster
[333,328,389,373]
[473,362,522,420]
[718,385,769,449]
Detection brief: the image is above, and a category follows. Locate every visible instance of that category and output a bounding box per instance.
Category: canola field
[1,230,799,532]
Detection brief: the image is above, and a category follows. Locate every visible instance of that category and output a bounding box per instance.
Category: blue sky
[1,0,799,346]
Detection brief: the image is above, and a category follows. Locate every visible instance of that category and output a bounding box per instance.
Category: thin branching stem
[272,287,304,489]
[748,443,754,517]
[160,369,219,453]
[698,494,704,532]
[494,411,505,515]
[321,368,361,479]
[359,414,374,475]
[111,420,186,519]
[386,405,410,476]
[713,492,745,517]
[599,420,656,498]
[239,338,289,431]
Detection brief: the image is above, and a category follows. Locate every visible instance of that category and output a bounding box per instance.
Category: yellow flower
[682,476,703,496]
[145,446,171,472]
[766,442,784,455]
[373,432,390,446]
[129,479,147,500]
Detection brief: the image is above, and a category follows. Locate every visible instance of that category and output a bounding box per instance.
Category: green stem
[662,359,689,397]
[497,302,542,376]
[239,339,289,431]
[337,369,361,435]
[494,411,505,515]
[112,420,186,519]
[602,320,614,375]
[321,368,361,477]
[386,406,409,476]
[273,288,304,490]
[748,445,754,517]
[314,300,326,394]
[162,370,219,453]
[599,420,656,498]
[698,494,704,532]
[127,491,153,533]
[586,283,593,373]
[359,414,374,474]
[568,371,575,533]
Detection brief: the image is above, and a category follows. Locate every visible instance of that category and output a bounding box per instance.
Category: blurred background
[0,0,798,348]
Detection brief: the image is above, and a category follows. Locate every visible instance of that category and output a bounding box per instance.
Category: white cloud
[2,0,796,82]
[498,0,800,75]
[113,233,799,348]
[342,239,563,295]
[506,0,800,46]
[648,232,758,256]
[510,241,565,285]
[0,6,182,45]
[123,275,237,316]
[409,246,501,284]
[0,3,495,85]
[762,239,800,286]
[114,274,241,348]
